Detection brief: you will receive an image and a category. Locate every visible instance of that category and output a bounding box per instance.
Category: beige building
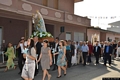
[0,0,90,46]
[87,27,120,45]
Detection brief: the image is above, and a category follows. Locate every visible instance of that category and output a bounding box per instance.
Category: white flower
[33,32,36,36]
[40,32,42,37]
[37,34,39,36]
[48,34,51,37]
[30,35,33,38]
[42,34,46,36]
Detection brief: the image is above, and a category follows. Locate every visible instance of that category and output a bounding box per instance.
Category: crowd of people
[3,36,120,80]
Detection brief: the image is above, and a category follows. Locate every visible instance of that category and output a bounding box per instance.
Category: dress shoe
[52,68,56,71]
[64,74,67,76]
[57,75,61,78]
[18,72,21,75]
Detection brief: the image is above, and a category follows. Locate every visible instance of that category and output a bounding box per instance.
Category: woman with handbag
[4,42,16,72]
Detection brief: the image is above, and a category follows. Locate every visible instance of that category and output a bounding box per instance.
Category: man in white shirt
[17,37,25,74]
[81,42,89,66]
[33,36,42,76]
[52,37,59,71]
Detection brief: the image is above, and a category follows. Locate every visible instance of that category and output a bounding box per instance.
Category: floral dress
[57,46,66,66]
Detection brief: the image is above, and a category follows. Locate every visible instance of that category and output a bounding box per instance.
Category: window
[43,0,48,6]
[66,32,71,40]
[54,0,58,9]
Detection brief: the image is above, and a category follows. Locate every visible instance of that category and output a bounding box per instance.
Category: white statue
[32,10,46,32]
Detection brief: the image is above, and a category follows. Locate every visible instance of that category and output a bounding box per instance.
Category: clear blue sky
[74,0,120,29]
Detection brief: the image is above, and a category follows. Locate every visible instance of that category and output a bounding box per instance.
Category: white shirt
[20,43,24,53]
[95,46,98,52]
[81,45,89,52]
[98,43,101,47]
[55,43,58,51]
[24,41,27,47]
[35,41,38,46]
[75,44,78,49]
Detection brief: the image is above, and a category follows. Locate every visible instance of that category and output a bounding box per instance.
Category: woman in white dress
[71,41,78,65]
[21,39,36,80]
[116,42,120,60]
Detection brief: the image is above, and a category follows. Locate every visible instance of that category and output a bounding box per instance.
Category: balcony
[0,0,90,27]
[65,12,90,26]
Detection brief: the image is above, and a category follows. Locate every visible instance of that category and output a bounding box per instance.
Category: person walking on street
[21,39,36,80]
[4,42,16,72]
[104,42,113,66]
[77,41,84,65]
[71,41,77,66]
[81,42,89,66]
[70,41,75,67]
[37,40,52,80]
[52,37,59,71]
[93,42,101,65]
[87,41,93,64]
[17,37,25,74]
[66,40,71,68]
[33,36,42,76]
[54,40,67,78]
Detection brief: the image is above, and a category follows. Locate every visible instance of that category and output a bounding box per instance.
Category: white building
[108,21,120,33]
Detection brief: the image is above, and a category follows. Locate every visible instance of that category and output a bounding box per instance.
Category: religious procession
[0,10,120,80]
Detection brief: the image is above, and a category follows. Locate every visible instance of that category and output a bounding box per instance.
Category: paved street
[0,59,120,80]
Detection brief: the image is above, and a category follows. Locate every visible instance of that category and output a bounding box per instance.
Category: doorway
[66,32,71,40]
[74,32,84,41]
[0,27,2,51]
[45,24,54,36]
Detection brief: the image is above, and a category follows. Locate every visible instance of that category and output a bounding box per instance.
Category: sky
[74,0,120,30]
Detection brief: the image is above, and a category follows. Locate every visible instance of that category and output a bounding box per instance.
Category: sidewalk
[0,61,18,69]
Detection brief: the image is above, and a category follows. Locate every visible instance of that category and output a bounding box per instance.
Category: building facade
[107,21,120,33]
[0,0,90,46]
[87,27,120,45]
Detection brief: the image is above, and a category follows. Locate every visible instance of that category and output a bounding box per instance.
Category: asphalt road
[0,59,120,80]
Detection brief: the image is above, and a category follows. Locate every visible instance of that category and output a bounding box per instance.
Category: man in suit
[70,41,75,67]
[52,37,59,71]
[112,40,117,58]
[104,42,113,66]
[93,42,101,65]
[17,37,25,75]
[33,36,42,76]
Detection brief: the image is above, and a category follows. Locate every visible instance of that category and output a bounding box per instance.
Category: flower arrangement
[30,31,53,38]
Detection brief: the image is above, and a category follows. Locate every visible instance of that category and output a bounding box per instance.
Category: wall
[45,19,86,41]
[100,32,106,41]
[106,32,120,41]
[87,29,100,42]
[48,0,54,8]
[107,27,120,33]
[0,17,28,45]
[26,0,74,13]
[59,0,74,14]
[26,0,43,5]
